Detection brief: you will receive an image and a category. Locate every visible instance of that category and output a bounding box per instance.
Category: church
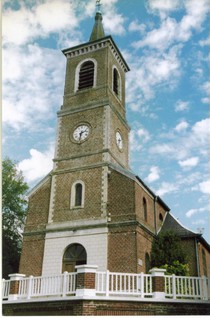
[19,5,209,280]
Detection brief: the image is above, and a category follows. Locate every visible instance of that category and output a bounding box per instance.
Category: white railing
[165,275,209,300]
[96,271,152,297]
[3,272,76,300]
[2,270,209,302]
[2,279,10,300]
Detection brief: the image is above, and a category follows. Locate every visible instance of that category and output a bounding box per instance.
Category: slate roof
[160,212,210,252]
[160,212,198,238]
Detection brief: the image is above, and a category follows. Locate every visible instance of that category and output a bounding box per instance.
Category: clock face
[116,131,123,149]
[73,124,90,142]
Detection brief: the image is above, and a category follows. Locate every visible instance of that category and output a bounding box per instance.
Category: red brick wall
[181,238,197,276]
[3,299,210,316]
[108,169,135,222]
[19,234,46,276]
[197,242,210,277]
[19,178,51,276]
[108,225,137,272]
[136,228,154,273]
[135,182,155,233]
[53,168,102,223]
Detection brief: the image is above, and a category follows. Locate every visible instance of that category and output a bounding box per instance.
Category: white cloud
[201,81,210,95]
[35,1,78,33]
[199,181,210,194]
[192,118,210,143]
[201,97,210,104]
[18,144,54,183]
[199,35,210,46]
[133,17,178,50]
[186,206,207,218]
[136,128,151,143]
[3,0,79,46]
[186,208,197,218]
[150,118,210,163]
[128,20,146,34]
[145,166,160,183]
[103,11,125,35]
[126,45,181,103]
[86,0,126,36]
[147,0,181,13]
[129,130,142,152]
[175,120,189,132]
[178,157,199,168]
[175,100,190,112]
[156,182,178,196]
[2,44,65,131]
[150,143,175,156]
[135,0,209,50]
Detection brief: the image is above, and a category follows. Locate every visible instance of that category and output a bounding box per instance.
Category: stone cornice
[57,99,130,131]
[62,36,130,73]
[23,219,108,237]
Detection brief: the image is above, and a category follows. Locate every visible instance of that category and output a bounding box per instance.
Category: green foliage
[2,158,29,278]
[150,230,189,276]
[161,261,190,276]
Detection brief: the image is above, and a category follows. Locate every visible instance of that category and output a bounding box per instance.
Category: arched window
[62,243,87,272]
[70,181,85,208]
[113,67,121,99]
[145,253,150,273]
[75,183,82,206]
[159,213,163,222]
[78,61,94,90]
[143,197,147,222]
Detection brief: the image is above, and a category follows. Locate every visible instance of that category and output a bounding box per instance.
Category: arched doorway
[62,243,87,272]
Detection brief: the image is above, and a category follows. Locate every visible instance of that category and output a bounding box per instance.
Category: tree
[2,158,29,278]
[150,230,189,276]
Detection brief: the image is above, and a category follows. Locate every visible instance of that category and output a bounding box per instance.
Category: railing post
[201,276,208,300]
[62,271,68,297]
[172,274,176,299]
[27,275,33,299]
[140,272,144,298]
[106,270,109,297]
[75,265,98,297]
[8,274,26,300]
[149,268,166,300]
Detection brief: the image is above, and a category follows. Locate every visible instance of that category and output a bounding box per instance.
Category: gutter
[195,237,200,276]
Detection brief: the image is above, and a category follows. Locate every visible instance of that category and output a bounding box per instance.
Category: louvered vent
[78,61,94,90]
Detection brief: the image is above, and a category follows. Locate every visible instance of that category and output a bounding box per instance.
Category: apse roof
[160,212,199,238]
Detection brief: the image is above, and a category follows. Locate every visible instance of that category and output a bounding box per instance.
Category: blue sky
[3,0,210,242]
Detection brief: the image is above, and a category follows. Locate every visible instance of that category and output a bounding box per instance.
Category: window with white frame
[70,181,85,208]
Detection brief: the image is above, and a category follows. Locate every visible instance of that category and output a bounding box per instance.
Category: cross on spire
[96,0,101,13]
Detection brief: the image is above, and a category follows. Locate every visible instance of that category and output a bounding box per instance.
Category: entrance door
[62,243,87,273]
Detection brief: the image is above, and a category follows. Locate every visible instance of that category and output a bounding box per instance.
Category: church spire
[89,0,105,42]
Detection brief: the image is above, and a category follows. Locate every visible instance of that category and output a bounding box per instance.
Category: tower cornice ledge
[58,99,130,130]
[46,218,108,233]
[62,36,130,73]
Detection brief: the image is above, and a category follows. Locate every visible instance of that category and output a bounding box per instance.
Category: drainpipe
[154,196,157,235]
[195,237,200,276]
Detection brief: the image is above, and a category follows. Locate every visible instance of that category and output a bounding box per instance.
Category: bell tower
[20,3,169,277]
[55,13,130,173]
[40,5,130,275]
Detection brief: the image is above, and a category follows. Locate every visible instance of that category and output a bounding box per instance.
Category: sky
[2,0,210,242]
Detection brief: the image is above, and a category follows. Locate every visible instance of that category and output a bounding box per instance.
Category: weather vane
[96,0,102,12]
